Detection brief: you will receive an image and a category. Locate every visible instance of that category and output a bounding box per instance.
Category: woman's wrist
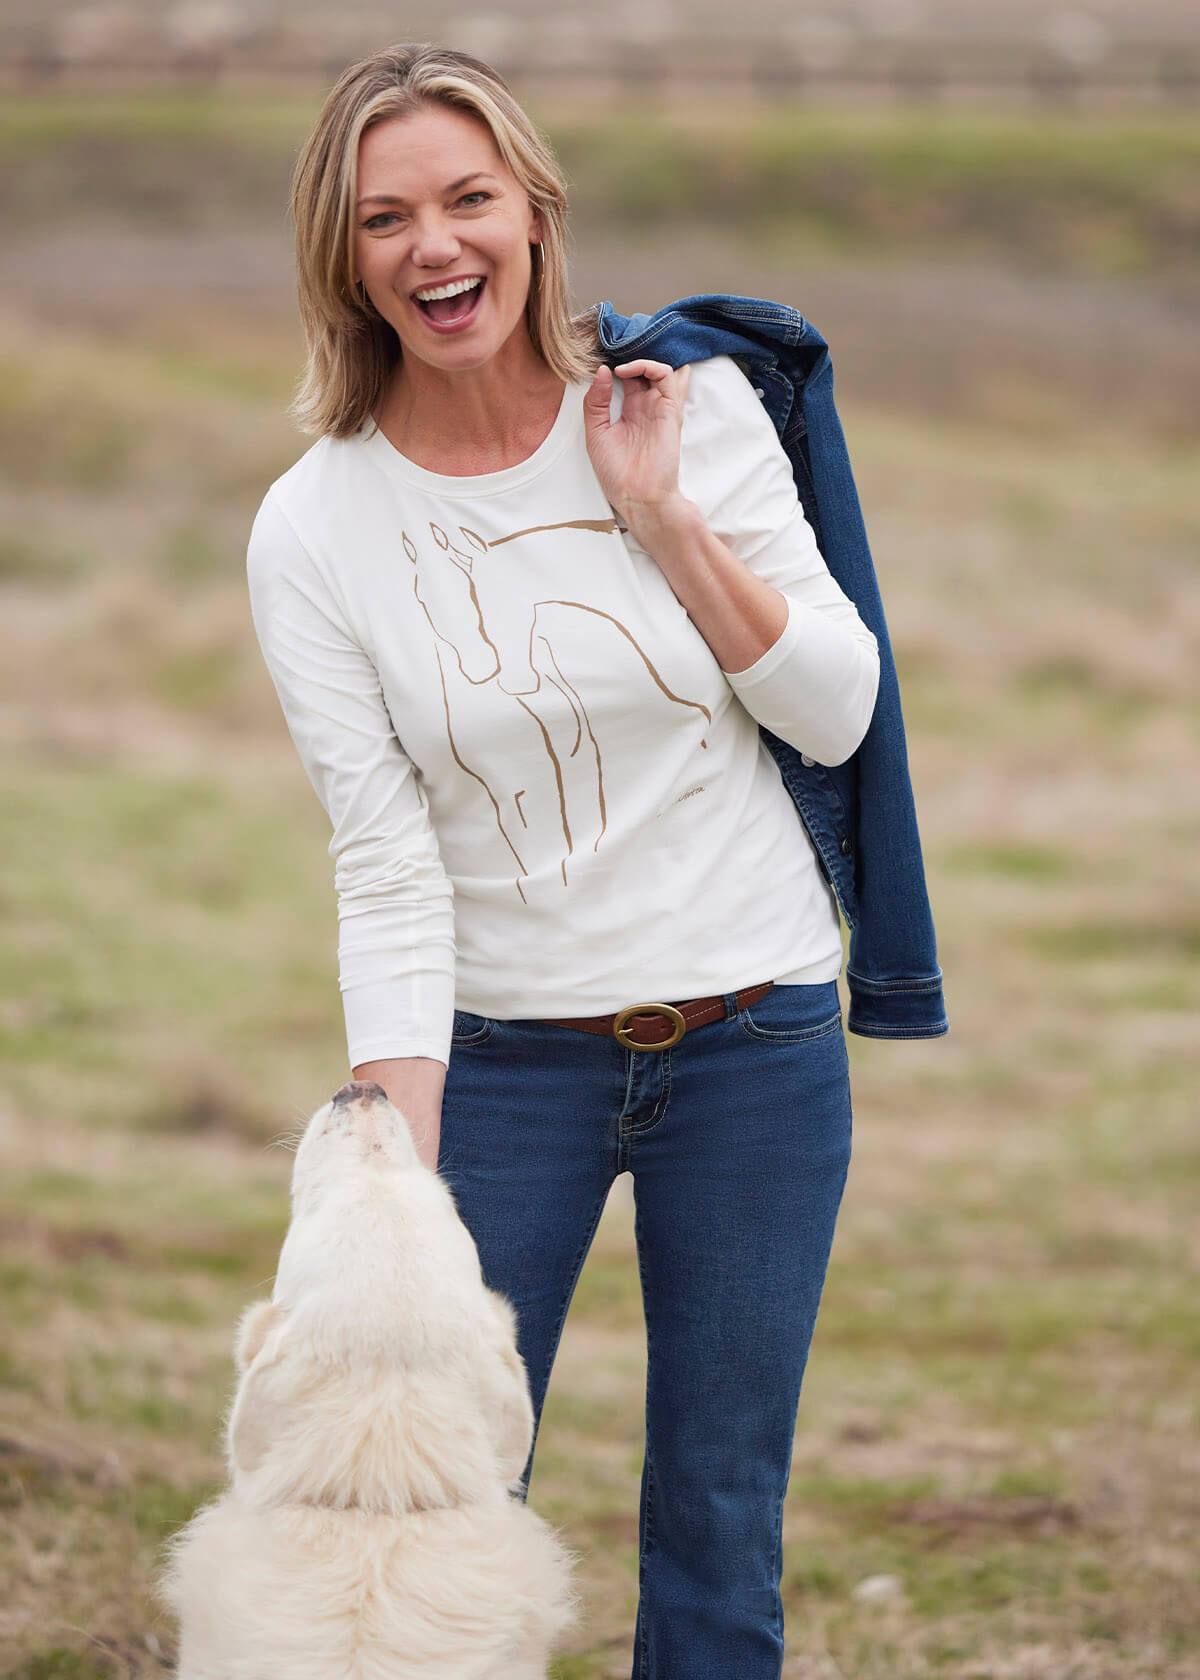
[621,491,703,556]
[628,505,791,674]
[351,1055,446,1170]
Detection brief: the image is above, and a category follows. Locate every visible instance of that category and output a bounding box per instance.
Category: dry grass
[1,105,1198,1678]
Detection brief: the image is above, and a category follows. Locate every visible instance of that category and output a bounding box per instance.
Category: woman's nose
[410,216,461,270]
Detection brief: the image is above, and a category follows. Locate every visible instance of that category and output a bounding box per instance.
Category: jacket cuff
[845,968,949,1039]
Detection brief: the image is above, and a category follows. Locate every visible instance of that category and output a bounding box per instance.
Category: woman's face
[353,103,543,378]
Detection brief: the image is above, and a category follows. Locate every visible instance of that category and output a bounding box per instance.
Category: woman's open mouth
[412,275,486,333]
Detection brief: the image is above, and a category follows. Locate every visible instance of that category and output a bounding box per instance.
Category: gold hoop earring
[536,241,545,292]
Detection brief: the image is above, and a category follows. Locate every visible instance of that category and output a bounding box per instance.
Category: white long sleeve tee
[246,355,880,1067]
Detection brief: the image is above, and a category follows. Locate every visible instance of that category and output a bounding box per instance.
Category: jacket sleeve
[677,355,880,767]
[246,491,456,1069]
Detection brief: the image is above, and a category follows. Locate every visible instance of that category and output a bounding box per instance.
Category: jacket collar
[594,293,829,446]
[594,292,827,359]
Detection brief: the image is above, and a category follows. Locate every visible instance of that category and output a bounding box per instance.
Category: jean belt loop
[722,991,741,1022]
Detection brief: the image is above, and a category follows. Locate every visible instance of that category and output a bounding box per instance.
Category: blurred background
[1,1,1197,1676]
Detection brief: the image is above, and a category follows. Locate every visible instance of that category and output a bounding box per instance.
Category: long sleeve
[246,492,456,1068]
[678,356,881,767]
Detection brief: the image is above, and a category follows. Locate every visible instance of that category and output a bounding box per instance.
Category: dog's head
[290,1076,420,1195]
[272,1079,487,1348]
[225,1082,535,1513]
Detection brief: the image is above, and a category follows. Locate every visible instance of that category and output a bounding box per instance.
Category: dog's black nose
[332,1079,388,1106]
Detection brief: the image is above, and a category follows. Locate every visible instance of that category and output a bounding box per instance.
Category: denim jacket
[595,293,948,1040]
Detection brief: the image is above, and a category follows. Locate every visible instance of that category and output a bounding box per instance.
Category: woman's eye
[364,212,400,231]
[458,191,491,208]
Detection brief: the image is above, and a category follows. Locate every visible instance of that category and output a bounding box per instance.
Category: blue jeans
[436,980,853,1680]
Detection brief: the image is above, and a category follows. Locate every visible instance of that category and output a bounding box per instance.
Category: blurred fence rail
[2,36,1199,109]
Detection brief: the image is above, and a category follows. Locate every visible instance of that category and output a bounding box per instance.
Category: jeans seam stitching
[637,1443,656,1680]
[627,1049,673,1136]
[517,1182,611,1512]
[530,1183,613,1460]
[773,1476,787,1654]
[635,1186,657,1680]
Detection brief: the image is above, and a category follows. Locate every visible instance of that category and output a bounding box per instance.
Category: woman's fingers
[582,363,615,428]
[613,358,673,380]
[612,360,690,416]
[583,361,690,515]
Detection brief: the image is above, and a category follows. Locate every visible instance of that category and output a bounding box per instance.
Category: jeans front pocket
[450,1008,497,1048]
[738,981,843,1044]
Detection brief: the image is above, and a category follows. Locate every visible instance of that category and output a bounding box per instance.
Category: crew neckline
[360,380,585,499]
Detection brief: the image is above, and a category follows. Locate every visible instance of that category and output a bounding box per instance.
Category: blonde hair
[289,42,600,439]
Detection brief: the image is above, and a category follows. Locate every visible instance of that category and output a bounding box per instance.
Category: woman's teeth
[414,277,483,303]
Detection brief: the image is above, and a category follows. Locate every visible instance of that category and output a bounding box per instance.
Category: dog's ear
[234,1298,280,1372]
[477,1288,535,1483]
[227,1301,292,1474]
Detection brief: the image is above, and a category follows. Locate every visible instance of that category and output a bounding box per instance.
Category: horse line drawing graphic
[402,520,712,905]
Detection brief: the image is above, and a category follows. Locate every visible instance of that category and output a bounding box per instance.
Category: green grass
[0,334,298,503]
[14,1653,114,1680]
[2,93,1198,273]
[562,110,1200,273]
[0,759,342,1131]
[0,530,87,582]
[942,842,1073,881]
[1026,918,1200,961]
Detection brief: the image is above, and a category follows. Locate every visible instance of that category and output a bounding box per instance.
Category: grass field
[1,97,1198,1679]
[2,95,1198,276]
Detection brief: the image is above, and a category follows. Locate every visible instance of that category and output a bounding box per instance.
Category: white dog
[158,1079,579,1679]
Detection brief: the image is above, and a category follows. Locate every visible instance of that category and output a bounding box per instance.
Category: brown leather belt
[543,982,774,1051]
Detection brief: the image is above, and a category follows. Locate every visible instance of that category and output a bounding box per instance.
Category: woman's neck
[374,333,566,476]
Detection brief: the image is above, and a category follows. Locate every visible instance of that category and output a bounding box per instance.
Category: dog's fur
[158,1082,579,1678]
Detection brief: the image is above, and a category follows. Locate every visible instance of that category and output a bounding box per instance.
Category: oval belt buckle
[612,1002,687,1052]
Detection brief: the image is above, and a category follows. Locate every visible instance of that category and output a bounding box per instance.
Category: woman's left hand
[582,359,692,543]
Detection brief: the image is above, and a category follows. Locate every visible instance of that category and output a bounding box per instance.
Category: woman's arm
[247,493,457,1108]
[617,494,789,674]
[621,494,879,766]
[351,1056,446,1170]
[584,356,880,766]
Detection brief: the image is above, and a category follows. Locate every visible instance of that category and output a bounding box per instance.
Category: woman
[247,40,927,1678]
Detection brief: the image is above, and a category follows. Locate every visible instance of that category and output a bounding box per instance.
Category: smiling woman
[349,102,568,470]
[235,37,940,1680]
[289,46,596,443]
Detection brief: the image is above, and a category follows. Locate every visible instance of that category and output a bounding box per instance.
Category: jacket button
[839,837,853,856]
[753,387,766,399]
[800,754,815,767]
